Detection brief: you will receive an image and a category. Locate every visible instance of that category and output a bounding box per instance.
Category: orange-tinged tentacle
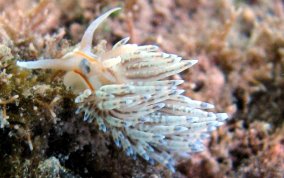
[74,70,95,91]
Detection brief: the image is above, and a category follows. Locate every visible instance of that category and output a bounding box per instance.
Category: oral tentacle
[16,59,78,71]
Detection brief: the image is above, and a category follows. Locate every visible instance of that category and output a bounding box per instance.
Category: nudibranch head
[17,7,122,93]
[17,7,229,172]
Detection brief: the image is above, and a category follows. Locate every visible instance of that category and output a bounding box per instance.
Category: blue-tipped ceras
[17,7,229,172]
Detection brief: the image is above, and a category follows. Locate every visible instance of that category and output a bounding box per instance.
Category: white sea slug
[17,7,228,172]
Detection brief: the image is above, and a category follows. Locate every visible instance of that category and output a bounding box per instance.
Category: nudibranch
[17,7,228,172]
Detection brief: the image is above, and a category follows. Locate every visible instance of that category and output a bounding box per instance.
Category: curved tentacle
[79,7,122,52]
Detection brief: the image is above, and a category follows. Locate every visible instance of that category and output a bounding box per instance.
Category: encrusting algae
[17,7,229,172]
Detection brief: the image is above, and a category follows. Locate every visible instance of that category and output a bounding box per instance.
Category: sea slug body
[17,7,229,172]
